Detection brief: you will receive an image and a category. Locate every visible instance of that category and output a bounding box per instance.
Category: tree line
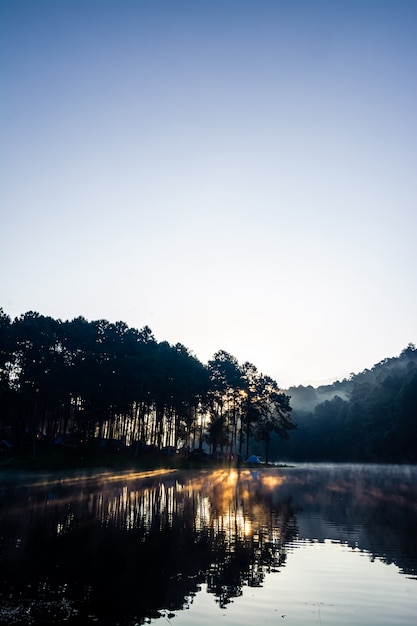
[270,344,417,463]
[0,309,294,460]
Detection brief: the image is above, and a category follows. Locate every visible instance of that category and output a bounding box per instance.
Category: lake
[0,464,416,625]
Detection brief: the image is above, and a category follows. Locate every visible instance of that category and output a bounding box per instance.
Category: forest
[0,309,294,463]
[1,309,415,466]
[263,344,417,463]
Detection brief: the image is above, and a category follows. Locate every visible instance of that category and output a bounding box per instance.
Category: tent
[246,455,261,464]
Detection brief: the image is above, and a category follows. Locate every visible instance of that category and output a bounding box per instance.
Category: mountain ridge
[285,343,417,413]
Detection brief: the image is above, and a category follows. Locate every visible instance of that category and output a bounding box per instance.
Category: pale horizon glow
[1,0,416,388]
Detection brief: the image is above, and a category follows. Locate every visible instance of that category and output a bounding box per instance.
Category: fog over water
[0,464,416,625]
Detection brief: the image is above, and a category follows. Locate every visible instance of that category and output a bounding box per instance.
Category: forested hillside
[271,344,417,463]
[1,308,415,465]
[0,309,293,461]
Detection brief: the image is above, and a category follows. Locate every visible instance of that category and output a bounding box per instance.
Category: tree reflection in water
[0,469,297,625]
[0,465,416,625]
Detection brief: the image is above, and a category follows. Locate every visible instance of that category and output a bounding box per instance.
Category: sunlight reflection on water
[0,464,416,625]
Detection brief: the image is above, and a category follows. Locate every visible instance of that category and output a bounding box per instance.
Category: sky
[1,0,416,388]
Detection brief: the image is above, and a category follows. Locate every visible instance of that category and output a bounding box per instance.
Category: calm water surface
[0,464,416,625]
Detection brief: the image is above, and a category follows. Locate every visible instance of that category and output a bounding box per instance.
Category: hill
[255,344,417,463]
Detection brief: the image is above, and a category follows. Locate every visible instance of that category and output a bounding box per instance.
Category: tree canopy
[0,309,294,461]
[274,344,417,463]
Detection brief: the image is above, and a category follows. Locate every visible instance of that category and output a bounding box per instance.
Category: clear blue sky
[1,0,416,387]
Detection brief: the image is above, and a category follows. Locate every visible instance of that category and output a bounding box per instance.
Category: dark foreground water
[0,464,416,626]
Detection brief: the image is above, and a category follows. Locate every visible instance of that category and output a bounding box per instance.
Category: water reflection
[0,465,416,625]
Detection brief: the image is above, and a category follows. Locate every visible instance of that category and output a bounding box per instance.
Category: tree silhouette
[277,345,417,463]
[0,310,295,461]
